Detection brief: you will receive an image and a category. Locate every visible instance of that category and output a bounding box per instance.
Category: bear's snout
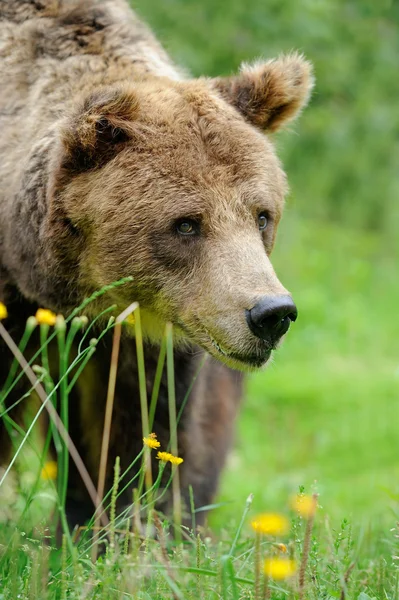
[245,295,297,346]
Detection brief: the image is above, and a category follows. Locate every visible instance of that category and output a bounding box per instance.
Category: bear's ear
[212,53,314,132]
[60,86,139,172]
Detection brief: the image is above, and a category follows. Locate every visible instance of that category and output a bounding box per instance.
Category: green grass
[1,0,399,596]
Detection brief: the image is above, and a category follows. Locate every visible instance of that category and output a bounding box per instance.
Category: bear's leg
[177,359,244,528]
[64,336,243,535]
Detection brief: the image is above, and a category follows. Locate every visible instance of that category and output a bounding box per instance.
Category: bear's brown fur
[0,0,313,527]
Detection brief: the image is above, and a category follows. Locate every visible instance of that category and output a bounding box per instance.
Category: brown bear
[0,0,313,528]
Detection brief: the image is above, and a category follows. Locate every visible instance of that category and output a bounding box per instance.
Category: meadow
[0,0,398,598]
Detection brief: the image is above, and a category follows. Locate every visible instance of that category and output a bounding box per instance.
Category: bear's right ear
[60,86,139,173]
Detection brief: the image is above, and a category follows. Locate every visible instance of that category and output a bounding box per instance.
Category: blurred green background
[134,0,399,532]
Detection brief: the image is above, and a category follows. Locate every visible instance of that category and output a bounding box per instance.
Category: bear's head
[50,53,313,370]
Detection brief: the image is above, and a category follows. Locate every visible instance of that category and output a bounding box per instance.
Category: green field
[1,0,398,597]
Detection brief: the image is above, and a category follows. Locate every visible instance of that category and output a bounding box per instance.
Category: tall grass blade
[67,276,133,321]
[166,322,182,542]
[109,456,121,554]
[134,307,152,492]
[91,318,123,561]
[148,335,166,432]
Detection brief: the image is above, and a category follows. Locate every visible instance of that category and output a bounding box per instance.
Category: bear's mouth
[176,321,271,369]
[208,334,271,369]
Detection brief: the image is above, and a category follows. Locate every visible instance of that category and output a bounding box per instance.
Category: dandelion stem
[166,323,181,543]
[228,493,254,558]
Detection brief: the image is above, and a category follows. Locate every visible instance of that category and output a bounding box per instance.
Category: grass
[1,0,398,596]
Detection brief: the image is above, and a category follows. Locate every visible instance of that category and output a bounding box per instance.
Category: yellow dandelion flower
[251,513,290,536]
[157,451,173,462]
[290,494,317,519]
[0,303,7,320]
[41,460,58,481]
[264,558,297,580]
[169,454,184,465]
[35,308,57,326]
[143,433,161,449]
[156,451,184,465]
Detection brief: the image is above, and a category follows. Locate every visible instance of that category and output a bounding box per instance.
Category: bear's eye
[175,219,199,236]
[258,212,268,231]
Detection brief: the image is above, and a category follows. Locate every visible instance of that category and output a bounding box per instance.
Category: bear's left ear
[60,86,139,173]
[212,53,314,132]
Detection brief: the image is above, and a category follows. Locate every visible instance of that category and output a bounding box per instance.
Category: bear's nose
[245,295,298,343]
